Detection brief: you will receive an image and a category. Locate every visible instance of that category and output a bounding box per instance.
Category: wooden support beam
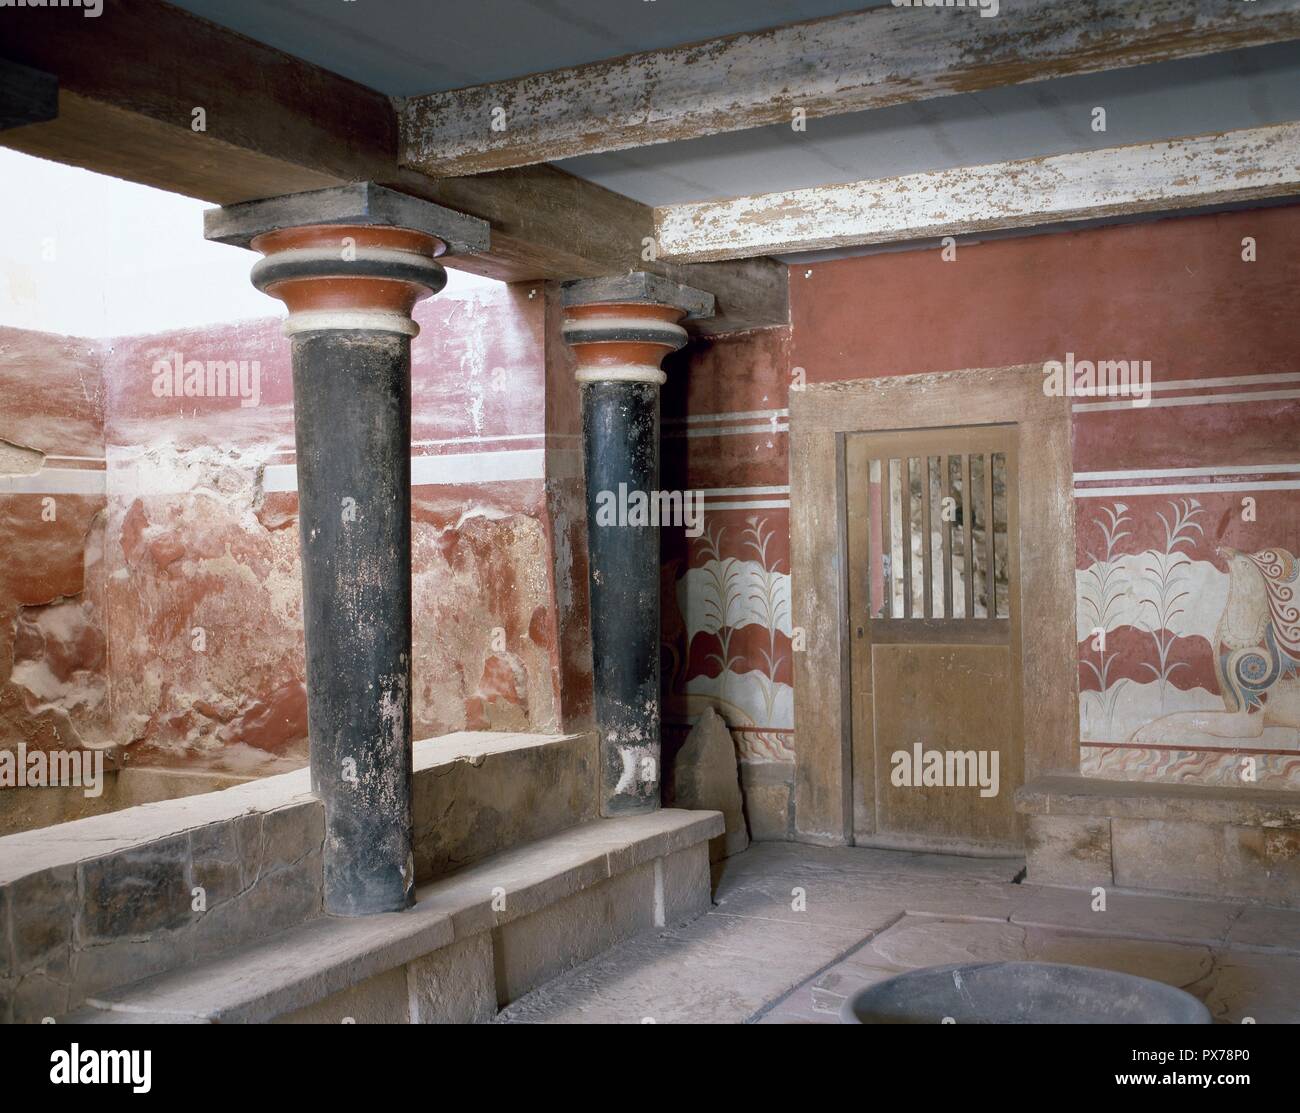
[654,122,1300,262]
[0,57,57,132]
[0,0,785,334]
[401,0,1300,177]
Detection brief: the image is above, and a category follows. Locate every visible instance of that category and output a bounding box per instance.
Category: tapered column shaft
[582,377,662,813]
[292,329,414,914]
[562,274,714,816]
[206,185,489,914]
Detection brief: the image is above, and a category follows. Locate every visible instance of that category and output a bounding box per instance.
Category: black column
[205,185,489,915]
[561,273,714,816]
[292,331,414,914]
[582,380,662,814]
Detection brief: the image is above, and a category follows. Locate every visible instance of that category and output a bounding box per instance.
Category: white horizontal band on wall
[704,500,791,510]
[1076,463,1300,483]
[410,432,546,449]
[663,408,789,425]
[0,468,107,495]
[1074,388,1300,413]
[667,422,788,439]
[1075,480,1300,498]
[12,450,1290,503]
[701,485,790,497]
[1148,373,1300,392]
[263,448,546,493]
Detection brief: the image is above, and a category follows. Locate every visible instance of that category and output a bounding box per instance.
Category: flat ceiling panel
[558,42,1300,205]
[167,0,880,96]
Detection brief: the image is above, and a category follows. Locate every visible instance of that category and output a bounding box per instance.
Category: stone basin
[840,961,1212,1024]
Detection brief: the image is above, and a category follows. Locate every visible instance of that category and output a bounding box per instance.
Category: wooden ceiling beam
[0,0,785,334]
[402,0,1300,176]
[653,122,1300,262]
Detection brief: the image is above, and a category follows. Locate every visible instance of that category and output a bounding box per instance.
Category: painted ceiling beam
[401,0,1300,177]
[652,121,1300,262]
[0,0,786,334]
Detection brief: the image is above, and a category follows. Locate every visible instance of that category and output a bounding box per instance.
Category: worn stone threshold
[68,808,721,1024]
[1016,774,1300,827]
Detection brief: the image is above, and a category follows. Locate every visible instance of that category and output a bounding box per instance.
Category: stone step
[67,808,722,1024]
[1016,775,1300,909]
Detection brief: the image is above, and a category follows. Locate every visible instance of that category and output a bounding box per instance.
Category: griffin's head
[1217,542,1244,565]
[1216,544,1265,585]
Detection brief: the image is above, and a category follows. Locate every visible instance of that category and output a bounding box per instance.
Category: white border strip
[701,485,790,497]
[412,448,543,486]
[669,421,788,439]
[664,407,789,426]
[1075,480,1300,498]
[1074,388,1300,413]
[410,432,545,449]
[1076,463,1300,482]
[263,448,545,494]
[0,461,782,498]
[0,468,106,495]
[1149,372,1300,392]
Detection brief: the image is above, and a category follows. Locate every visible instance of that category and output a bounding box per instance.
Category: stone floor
[496,841,1300,1024]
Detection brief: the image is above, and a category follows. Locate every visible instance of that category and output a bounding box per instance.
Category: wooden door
[846,424,1022,853]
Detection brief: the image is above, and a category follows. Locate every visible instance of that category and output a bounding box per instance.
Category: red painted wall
[789,207,1299,383]
[1,281,571,778]
[665,204,1300,802]
[0,328,108,764]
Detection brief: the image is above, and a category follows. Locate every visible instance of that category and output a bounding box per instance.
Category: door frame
[789,365,1077,846]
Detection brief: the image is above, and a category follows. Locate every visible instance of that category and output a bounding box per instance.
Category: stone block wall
[0,771,323,1023]
[1019,777,1300,908]
[272,840,711,1024]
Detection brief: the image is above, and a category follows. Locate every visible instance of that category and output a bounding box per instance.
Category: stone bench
[0,731,599,1022]
[1015,775,1300,909]
[67,809,721,1024]
[0,768,256,839]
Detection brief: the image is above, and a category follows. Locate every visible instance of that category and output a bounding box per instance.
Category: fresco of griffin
[1129,546,1300,748]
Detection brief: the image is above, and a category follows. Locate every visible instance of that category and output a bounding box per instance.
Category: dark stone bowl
[839,961,1212,1024]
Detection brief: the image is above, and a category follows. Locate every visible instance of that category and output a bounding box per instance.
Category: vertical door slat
[941,455,954,619]
[984,450,996,621]
[900,458,912,619]
[880,458,893,619]
[862,456,874,625]
[961,454,973,619]
[921,456,933,619]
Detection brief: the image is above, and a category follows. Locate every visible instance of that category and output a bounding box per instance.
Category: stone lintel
[561,271,715,320]
[204,181,490,256]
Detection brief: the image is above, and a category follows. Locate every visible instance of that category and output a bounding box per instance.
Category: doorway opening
[788,367,1076,850]
[846,424,1021,853]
